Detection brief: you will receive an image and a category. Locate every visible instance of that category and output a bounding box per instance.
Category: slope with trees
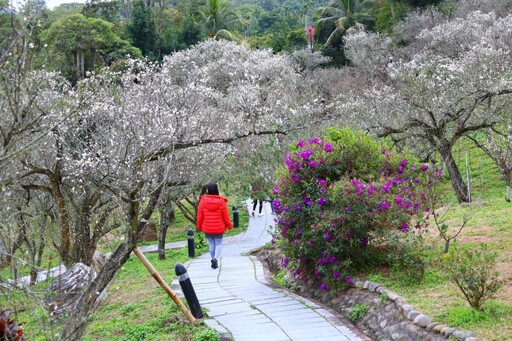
[2,0,512,339]
[340,8,512,203]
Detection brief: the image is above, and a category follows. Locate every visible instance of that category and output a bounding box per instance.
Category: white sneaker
[258,213,264,216]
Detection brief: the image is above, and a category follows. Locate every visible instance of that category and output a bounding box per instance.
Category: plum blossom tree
[455,0,512,18]
[0,34,325,337]
[392,6,444,48]
[0,24,71,168]
[221,50,339,200]
[0,17,76,339]
[340,9,512,203]
[0,14,74,273]
[38,40,314,339]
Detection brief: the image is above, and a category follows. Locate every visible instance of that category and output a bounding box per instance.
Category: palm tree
[314,0,375,46]
[198,0,242,40]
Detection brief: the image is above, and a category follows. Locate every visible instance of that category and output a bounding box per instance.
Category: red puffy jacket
[196,194,233,235]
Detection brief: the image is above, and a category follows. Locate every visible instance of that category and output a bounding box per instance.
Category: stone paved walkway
[171,200,366,341]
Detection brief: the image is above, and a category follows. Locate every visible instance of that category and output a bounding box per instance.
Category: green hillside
[370,137,512,340]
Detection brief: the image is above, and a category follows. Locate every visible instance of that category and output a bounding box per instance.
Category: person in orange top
[196,182,233,269]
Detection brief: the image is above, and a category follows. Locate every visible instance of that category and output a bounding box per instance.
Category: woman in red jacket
[196,182,233,269]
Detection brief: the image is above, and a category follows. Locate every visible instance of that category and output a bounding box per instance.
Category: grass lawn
[82,248,212,341]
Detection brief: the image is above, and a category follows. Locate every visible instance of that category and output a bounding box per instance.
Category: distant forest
[1,0,442,82]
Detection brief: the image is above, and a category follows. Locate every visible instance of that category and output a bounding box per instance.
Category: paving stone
[255,302,306,313]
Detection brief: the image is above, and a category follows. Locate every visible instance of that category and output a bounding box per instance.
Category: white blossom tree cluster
[0,20,72,274]
[2,38,324,338]
[337,0,512,203]
[221,49,337,199]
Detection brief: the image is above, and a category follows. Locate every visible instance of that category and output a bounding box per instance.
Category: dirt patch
[495,251,512,302]
[458,225,501,243]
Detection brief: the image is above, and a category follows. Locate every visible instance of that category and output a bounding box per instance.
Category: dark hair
[206,182,219,195]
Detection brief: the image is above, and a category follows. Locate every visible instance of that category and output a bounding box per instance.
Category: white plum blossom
[339,7,512,203]
[5,40,317,339]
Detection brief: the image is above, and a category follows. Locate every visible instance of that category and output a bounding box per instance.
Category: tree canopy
[41,13,141,82]
[340,8,512,203]
[125,0,159,58]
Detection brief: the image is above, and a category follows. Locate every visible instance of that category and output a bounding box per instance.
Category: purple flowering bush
[272,128,441,291]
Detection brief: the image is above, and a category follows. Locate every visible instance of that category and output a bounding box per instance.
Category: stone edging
[349,279,482,341]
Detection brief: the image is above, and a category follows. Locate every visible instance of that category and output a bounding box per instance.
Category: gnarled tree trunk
[439,143,469,203]
[60,180,163,340]
[158,201,175,260]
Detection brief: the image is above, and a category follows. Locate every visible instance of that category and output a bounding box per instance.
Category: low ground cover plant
[442,242,503,311]
[0,310,25,341]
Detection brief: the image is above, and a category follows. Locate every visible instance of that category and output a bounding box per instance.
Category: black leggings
[252,199,263,213]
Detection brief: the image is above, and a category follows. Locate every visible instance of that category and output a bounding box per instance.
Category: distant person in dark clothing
[251,181,265,216]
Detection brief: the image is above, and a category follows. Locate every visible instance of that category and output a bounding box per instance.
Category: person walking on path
[252,198,263,217]
[196,182,233,269]
[250,178,266,217]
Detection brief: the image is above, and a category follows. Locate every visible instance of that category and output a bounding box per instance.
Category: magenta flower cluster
[272,131,440,293]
